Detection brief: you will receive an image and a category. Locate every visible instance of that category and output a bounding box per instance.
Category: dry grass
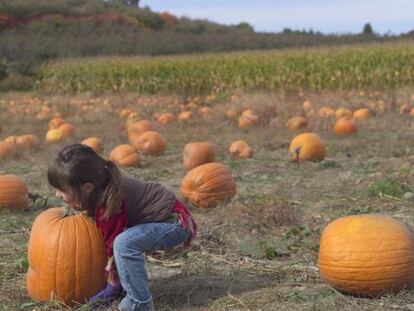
[2,88,414,310]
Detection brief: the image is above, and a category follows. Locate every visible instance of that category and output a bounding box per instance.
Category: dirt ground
[2,89,414,310]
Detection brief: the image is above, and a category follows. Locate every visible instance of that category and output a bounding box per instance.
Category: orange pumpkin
[157,112,175,124]
[48,117,65,130]
[238,110,260,129]
[119,108,132,118]
[108,144,140,167]
[27,207,106,305]
[318,215,414,297]
[302,100,313,111]
[130,131,166,156]
[353,108,371,121]
[0,141,15,159]
[400,103,412,115]
[81,137,103,154]
[126,120,153,140]
[59,123,75,138]
[183,142,216,171]
[181,162,236,208]
[199,106,213,117]
[289,132,325,161]
[225,107,240,120]
[228,140,253,159]
[178,111,193,122]
[45,129,64,143]
[318,106,336,118]
[286,116,308,131]
[0,174,28,210]
[334,118,357,136]
[16,134,39,149]
[4,135,18,144]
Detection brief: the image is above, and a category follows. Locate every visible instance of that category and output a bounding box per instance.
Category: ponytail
[102,160,124,220]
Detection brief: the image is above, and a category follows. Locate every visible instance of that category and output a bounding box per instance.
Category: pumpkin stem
[63,205,76,217]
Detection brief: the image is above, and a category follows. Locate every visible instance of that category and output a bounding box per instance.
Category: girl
[48,143,197,311]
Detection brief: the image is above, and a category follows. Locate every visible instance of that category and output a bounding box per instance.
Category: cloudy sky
[140,0,414,34]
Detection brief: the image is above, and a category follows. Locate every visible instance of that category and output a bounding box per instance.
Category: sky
[139,0,414,35]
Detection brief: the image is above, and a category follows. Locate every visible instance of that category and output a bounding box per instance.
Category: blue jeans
[113,221,191,311]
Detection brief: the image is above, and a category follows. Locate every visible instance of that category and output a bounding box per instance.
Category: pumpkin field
[3,46,414,311]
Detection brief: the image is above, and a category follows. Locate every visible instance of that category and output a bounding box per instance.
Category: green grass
[367,177,404,198]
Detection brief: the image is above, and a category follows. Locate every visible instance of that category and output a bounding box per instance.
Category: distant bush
[0,0,110,17]
[0,62,7,80]
[0,73,34,92]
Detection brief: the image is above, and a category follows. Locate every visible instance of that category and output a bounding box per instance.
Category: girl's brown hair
[48,143,123,219]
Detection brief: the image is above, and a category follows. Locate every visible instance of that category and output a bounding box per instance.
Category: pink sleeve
[95,200,128,258]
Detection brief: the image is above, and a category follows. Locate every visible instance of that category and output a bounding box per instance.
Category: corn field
[37,42,414,94]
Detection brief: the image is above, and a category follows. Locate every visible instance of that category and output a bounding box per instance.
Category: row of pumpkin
[1,98,369,148]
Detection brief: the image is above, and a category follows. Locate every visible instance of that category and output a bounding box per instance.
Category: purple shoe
[88,283,122,308]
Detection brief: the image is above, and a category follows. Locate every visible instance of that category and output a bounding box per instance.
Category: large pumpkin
[109,144,140,167]
[130,131,166,156]
[289,132,325,161]
[318,215,414,297]
[27,207,106,305]
[0,174,28,210]
[181,162,236,208]
[183,142,216,171]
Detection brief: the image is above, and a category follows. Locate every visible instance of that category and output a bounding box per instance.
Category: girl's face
[54,183,94,210]
[55,188,79,209]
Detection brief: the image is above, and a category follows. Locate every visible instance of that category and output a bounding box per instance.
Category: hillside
[0,0,413,91]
